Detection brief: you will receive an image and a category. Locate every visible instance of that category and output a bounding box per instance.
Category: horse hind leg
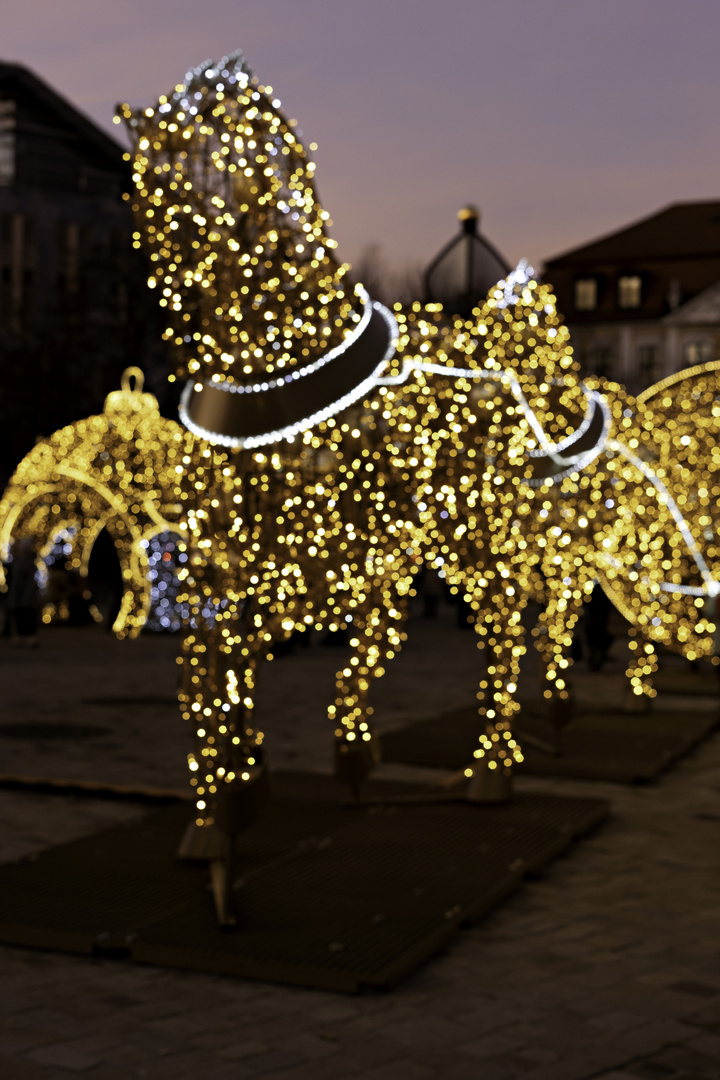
[624,625,658,711]
[466,576,526,802]
[532,565,587,747]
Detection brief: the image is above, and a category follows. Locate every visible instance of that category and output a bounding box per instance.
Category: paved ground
[1,601,720,1079]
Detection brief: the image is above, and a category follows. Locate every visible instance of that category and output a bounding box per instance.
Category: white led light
[179,301,398,449]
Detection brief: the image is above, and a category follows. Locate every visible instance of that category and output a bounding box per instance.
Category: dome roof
[425,206,511,317]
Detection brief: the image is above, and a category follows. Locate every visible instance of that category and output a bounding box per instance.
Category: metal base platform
[380,705,719,784]
[0,772,607,992]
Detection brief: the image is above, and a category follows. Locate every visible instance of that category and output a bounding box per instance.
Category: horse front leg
[178,612,269,926]
[331,591,409,797]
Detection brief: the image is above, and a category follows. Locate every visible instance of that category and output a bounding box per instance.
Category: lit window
[682,340,713,368]
[0,101,15,187]
[574,279,597,311]
[0,133,14,186]
[618,275,642,309]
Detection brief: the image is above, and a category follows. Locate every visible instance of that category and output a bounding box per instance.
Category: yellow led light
[0,368,188,639]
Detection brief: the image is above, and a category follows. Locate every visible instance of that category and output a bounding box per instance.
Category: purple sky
[5,1,720,281]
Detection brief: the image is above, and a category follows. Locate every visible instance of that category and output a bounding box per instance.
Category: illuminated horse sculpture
[459,359,720,737]
[3,51,719,927]
[112,54,615,918]
[535,363,720,710]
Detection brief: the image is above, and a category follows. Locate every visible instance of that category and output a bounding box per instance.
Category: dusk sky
[5,1,720,283]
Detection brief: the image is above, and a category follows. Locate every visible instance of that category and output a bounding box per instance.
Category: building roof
[544,201,720,268]
[0,59,126,173]
[663,278,720,326]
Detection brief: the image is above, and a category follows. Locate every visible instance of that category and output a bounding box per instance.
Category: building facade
[542,202,720,392]
[0,62,164,482]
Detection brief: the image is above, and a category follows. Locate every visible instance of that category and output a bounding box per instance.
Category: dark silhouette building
[543,201,720,391]
[0,61,165,483]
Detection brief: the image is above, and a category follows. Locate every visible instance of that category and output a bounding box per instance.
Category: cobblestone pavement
[1,604,720,1079]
